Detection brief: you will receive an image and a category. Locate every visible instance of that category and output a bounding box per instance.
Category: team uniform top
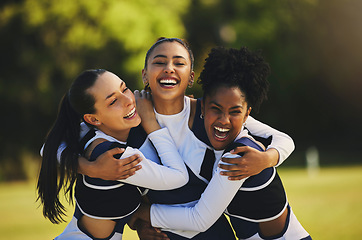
[140,97,295,239]
[53,96,295,240]
[54,126,188,240]
[148,101,311,239]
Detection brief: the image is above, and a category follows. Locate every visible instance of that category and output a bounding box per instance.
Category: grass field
[1,165,361,240]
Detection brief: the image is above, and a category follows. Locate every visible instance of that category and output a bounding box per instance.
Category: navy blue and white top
[147,98,310,240]
[53,96,296,240]
[141,97,295,239]
[75,127,188,220]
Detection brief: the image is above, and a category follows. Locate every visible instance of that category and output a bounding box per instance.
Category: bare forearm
[78,156,96,177]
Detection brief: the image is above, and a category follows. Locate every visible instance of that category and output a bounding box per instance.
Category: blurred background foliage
[0,0,361,181]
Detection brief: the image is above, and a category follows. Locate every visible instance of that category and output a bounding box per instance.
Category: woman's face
[203,86,251,150]
[85,71,141,137]
[142,41,194,101]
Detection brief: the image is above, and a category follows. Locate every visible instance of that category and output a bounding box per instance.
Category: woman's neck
[97,126,130,143]
[153,96,185,115]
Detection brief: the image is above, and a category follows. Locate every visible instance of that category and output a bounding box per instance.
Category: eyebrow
[105,81,124,100]
[209,100,243,109]
[153,54,187,60]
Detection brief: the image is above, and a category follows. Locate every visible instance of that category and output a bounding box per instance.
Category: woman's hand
[219,147,279,181]
[128,203,151,230]
[78,148,142,181]
[133,220,169,240]
[134,90,161,134]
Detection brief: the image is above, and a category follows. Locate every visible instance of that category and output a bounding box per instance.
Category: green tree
[0,0,190,180]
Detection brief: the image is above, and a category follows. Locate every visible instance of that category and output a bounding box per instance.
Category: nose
[121,92,133,107]
[218,113,230,125]
[164,62,175,74]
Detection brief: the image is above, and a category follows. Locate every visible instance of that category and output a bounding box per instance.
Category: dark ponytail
[37,69,105,224]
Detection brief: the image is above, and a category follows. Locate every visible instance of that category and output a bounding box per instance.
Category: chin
[210,140,227,151]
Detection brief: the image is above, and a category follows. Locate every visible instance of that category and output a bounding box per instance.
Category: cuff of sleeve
[147,127,168,140]
[266,146,283,167]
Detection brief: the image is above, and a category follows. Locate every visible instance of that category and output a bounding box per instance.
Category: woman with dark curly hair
[131,46,312,240]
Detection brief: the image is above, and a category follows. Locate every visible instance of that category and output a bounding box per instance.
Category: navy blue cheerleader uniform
[55,126,188,240]
[148,98,311,239]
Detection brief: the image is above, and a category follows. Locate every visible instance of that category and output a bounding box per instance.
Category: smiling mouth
[124,107,136,119]
[214,126,230,140]
[159,79,178,87]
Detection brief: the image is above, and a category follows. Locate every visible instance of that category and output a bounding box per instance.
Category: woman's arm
[219,116,294,180]
[51,141,143,181]
[116,128,188,190]
[244,116,294,166]
[148,154,247,232]
[139,137,265,232]
[77,149,142,180]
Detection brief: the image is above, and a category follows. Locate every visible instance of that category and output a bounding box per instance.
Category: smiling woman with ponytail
[37,69,103,224]
[36,69,189,239]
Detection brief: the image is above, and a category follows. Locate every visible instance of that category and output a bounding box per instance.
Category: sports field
[1,165,361,240]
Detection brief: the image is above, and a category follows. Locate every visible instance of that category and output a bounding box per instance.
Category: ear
[189,71,195,85]
[244,107,252,122]
[141,69,148,85]
[200,99,205,118]
[83,114,100,126]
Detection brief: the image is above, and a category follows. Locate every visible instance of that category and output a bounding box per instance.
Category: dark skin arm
[219,147,279,181]
[78,147,142,181]
[128,203,151,230]
[132,219,170,240]
[128,196,169,240]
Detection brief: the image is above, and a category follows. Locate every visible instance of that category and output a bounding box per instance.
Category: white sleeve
[150,155,247,232]
[245,116,295,167]
[119,128,188,190]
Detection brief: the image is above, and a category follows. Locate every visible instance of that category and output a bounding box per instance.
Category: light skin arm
[134,90,160,134]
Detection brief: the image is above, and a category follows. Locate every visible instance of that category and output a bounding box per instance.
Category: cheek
[204,114,217,131]
[231,117,244,131]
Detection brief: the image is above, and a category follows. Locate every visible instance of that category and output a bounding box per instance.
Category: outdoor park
[1,0,362,239]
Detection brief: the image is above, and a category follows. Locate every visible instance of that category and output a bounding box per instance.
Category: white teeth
[124,107,136,118]
[215,133,227,139]
[160,79,177,85]
[214,126,230,132]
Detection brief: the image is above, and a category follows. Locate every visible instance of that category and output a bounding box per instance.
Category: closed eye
[211,106,221,112]
[231,110,242,114]
[110,99,117,106]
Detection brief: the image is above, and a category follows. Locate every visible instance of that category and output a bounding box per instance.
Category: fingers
[134,89,140,97]
[230,145,249,154]
[224,175,248,181]
[116,155,142,180]
[218,163,241,171]
[140,89,152,100]
[220,157,242,165]
[136,220,169,240]
[135,89,151,98]
[121,154,141,166]
[105,147,125,157]
[220,168,249,181]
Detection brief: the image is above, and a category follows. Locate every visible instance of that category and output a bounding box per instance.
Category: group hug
[37,37,311,240]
